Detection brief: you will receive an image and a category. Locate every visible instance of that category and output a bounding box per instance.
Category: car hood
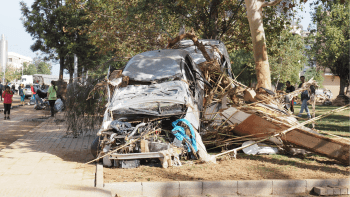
[108,80,192,112]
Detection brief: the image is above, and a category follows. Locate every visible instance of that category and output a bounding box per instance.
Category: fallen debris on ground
[87,30,350,169]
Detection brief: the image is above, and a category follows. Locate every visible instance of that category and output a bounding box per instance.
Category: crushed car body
[92,49,215,168]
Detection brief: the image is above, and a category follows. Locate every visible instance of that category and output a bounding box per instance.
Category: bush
[64,77,108,137]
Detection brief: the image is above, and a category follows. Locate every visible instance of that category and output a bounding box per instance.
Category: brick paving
[0,114,110,197]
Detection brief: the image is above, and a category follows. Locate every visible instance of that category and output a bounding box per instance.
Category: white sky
[0,0,313,77]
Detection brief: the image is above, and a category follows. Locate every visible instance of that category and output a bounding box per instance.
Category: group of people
[285,76,312,119]
[1,81,58,120]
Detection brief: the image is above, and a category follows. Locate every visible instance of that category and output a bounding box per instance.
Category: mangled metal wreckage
[92,49,216,168]
[90,38,350,168]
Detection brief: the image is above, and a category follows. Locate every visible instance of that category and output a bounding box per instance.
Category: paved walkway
[0,113,110,197]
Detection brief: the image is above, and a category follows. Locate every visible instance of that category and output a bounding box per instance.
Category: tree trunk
[69,70,73,84]
[208,0,221,39]
[339,77,346,96]
[59,56,64,80]
[244,0,282,91]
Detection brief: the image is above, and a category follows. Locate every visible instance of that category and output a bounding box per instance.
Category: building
[8,52,33,69]
[0,34,8,83]
[321,68,340,99]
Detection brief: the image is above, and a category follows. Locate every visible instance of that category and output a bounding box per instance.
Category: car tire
[91,136,101,158]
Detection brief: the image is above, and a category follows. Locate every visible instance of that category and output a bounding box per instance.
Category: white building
[7,52,33,69]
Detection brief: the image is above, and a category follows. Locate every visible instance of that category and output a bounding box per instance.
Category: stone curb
[95,164,104,188]
[104,178,349,197]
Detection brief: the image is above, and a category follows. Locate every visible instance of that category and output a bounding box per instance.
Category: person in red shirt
[2,86,13,120]
[31,84,36,100]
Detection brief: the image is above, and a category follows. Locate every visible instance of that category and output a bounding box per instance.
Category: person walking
[30,84,36,100]
[19,84,25,106]
[297,76,311,119]
[47,81,57,117]
[2,86,13,120]
[11,84,16,95]
[41,83,46,90]
[285,81,295,113]
[0,82,3,101]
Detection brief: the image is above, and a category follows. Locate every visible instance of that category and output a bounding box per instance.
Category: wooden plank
[231,111,350,165]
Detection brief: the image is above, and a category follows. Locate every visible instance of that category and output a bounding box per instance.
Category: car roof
[122,49,190,81]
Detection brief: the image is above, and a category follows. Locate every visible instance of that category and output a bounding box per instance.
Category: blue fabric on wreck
[171,119,197,152]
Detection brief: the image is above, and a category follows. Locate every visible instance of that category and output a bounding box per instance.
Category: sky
[0,0,314,77]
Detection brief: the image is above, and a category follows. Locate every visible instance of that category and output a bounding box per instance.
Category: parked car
[315,88,333,99]
[23,84,40,99]
[91,49,209,164]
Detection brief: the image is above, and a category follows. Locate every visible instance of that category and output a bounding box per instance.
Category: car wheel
[91,136,101,158]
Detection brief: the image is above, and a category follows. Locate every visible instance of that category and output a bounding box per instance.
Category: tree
[21,0,107,80]
[304,67,324,88]
[268,29,307,86]
[230,49,256,86]
[309,0,349,97]
[36,62,51,74]
[244,0,286,90]
[68,0,290,58]
[21,0,70,80]
[31,55,52,74]
[23,62,37,75]
[231,28,308,88]
[4,64,21,82]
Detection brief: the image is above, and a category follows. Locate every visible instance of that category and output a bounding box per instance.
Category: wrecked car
[91,49,213,168]
[178,39,234,80]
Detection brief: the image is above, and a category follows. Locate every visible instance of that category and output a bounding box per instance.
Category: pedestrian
[19,84,25,106]
[11,84,16,95]
[35,91,44,106]
[41,83,46,90]
[47,81,57,117]
[297,76,311,119]
[285,81,295,113]
[2,86,13,120]
[30,84,36,100]
[0,81,3,101]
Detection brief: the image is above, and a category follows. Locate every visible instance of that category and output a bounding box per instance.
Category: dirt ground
[0,95,49,150]
[104,153,350,183]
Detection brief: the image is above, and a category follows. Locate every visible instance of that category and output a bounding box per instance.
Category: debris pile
[87,31,350,167]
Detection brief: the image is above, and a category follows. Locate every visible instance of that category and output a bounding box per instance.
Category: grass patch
[294,104,350,137]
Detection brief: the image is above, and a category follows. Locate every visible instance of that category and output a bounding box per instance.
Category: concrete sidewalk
[0,114,110,197]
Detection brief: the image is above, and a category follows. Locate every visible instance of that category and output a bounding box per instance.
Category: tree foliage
[268,29,307,86]
[308,0,349,95]
[2,64,21,83]
[230,28,308,87]
[21,0,106,80]
[23,62,37,75]
[304,67,324,88]
[20,0,70,79]
[67,0,290,59]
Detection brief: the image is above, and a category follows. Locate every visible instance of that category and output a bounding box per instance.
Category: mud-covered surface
[0,97,49,150]
[104,153,350,183]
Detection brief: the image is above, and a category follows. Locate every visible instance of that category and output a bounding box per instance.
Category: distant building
[8,52,33,69]
[320,68,340,99]
[0,34,8,83]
